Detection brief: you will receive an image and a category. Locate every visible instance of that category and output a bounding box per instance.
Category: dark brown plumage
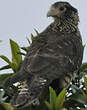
[3,1,83,108]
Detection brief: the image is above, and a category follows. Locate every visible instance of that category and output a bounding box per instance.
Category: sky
[0,0,87,74]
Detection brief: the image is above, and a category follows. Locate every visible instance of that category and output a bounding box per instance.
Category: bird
[3,1,83,108]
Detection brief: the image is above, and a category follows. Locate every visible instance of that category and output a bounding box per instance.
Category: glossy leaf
[49,86,56,108]
[84,76,87,90]
[26,37,31,44]
[55,88,66,110]
[21,47,28,52]
[0,55,12,66]
[10,39,22,72]
[45,101,53,110]
[70,92,86,105]
[0,102,14,110]
[11,63,18,72]
[31,33,34,41]
[34,28,39,35]
[0,65,11,71]
[83,44,86,50]
[81,90,87,102]
[17,52,26,56]
[61,109,67,110]
[80,63,87,73]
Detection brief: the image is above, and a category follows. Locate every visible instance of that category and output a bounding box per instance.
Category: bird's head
[47,1,79,25]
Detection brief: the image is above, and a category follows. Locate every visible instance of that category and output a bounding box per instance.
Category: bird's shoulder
[27,26,82,57]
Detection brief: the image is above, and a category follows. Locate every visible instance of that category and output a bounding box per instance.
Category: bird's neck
[50,15,79,33]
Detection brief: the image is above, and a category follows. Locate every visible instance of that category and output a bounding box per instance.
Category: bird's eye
[59,7,65,11]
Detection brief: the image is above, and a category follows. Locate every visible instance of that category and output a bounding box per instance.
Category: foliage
[0,30,87,110]
[45,87,66,110]
[0,39,22,73]
[0,102,14,110]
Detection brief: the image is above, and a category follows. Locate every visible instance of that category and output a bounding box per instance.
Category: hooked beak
[47,11,54,17]
[47,7,58,17]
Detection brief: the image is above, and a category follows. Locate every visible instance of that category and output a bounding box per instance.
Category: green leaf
[34,28,39,35]
[0,102,14,110]
[70,91,86,105]
[80,63,87,73]
[55,88,66,110]
[49,86,57,108]
[17,52,26,56]
[26,37,31,44]
[0,65,11,71]
[10,39,22,72]
[84,76,87,90]
[83,44,86,50]
[0,55,12,66]
[45,101,53,110]
[61,109,67,110]
[21,47,28,52]
[11,62,18,72]
[31,33,34,41]
[81,90,87,102]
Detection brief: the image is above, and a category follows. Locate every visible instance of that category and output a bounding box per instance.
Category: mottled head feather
[47,1,79,33]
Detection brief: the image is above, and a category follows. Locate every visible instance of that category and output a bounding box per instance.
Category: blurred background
[0,0,87,74]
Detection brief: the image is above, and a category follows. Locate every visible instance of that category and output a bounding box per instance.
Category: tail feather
[11,76,48,108]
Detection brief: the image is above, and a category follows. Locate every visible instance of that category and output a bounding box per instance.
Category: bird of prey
[3,1,83,108]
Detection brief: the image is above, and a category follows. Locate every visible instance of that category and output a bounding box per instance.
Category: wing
[3,31,83,89]
[24,31,83,81]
